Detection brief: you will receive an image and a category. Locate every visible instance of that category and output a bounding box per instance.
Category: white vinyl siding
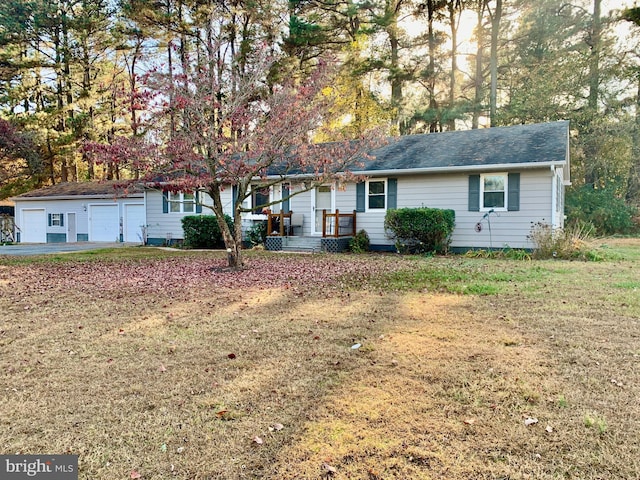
[333,170,555,250]
[145,189,228,242]
[14,196,144,243]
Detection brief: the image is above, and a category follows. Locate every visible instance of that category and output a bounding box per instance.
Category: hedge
[181,215,233,249]
[384,207,455,254]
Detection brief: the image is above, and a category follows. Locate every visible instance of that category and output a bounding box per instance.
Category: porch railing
[266,211,292,236]
[322,209,357,238]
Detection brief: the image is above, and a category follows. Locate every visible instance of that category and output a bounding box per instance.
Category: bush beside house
[384,207,455,254]
[181,215,234,249]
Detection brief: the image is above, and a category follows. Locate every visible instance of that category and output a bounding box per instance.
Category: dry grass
[1,240,639,479]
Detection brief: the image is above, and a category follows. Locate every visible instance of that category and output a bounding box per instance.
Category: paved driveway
[0,242,131,256]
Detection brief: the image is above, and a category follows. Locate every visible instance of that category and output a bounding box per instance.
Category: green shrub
[384,207,455,254]
[566,185,638,236]
[246,221,267,246]
[349,229,370,253]
[181,215,233,249]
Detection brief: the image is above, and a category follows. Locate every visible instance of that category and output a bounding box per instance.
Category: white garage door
[89,204,119,242]
[123,204,145,243]
[21,209,47,243]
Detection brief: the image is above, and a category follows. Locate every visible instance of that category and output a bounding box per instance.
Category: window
[469,173,519,212]
[367,179,386,210]
[251,186,270,214]
[481,174,506,210]
[48,213,64,227]
[167,192,195,213]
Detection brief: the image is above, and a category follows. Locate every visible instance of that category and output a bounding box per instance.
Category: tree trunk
[390,30,403,133]
[588,0,601,112]
[627,70,640,204]
[447,0,459,131]
[209,183,244,270]
[489,0,502,127]
[472,0,487,129]
[427,0,439,132]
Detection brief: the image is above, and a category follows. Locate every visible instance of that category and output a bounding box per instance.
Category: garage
[21,209,47,243]
[123,204,145,243]
[89,204,119,242]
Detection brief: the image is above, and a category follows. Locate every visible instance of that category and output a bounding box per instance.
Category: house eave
[260,161,567,182]
[351,161,567,177]
[12,193,144,202]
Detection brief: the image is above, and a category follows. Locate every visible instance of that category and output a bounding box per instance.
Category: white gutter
[11,193,144,202]
[260,161,567,181]
[351,161,566,177]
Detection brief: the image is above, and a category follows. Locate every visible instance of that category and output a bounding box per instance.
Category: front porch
[263,210,356,253]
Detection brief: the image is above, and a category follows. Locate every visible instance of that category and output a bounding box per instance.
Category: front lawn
[1,242,639,479]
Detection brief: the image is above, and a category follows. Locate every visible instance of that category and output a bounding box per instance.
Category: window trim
[251,185,271,215]
[49,213,63,227]
[243,184,273,219]
[365,178,387,212]
[167,191,196,214]
[480,173,508,212]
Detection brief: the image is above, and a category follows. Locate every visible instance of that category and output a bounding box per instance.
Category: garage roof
[12,181,144,200]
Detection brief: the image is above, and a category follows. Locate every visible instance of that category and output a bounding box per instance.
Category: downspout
[550,165,558,229]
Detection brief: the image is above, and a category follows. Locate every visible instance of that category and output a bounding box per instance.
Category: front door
[311,185,334,235]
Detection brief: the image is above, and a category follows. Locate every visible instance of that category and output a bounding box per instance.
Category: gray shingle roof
[361,121,569,173]
[13,181,143,199]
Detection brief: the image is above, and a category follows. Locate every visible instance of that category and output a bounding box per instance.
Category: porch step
[281,236,322,252]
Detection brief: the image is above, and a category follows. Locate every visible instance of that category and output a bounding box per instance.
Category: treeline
[1,0,639,208]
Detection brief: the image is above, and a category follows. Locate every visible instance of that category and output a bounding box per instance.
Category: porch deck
[264,210,356,253]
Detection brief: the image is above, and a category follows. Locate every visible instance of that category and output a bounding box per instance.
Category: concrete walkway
[0,242,133,256]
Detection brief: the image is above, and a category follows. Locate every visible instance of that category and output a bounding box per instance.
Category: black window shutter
[508,173,520,211]
[356,182,365,212]
[48,214,52,226]
[60,214,64,227]
[387,178,397,209]
[195,190,202,213]
[282,184,290,213]
[162,191,169,213]
[232,185,238,219]
[468,175,480,211]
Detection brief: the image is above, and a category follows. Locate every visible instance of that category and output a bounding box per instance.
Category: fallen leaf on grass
[545,425,553,433]
[252,436,263,445]
[268,423,284,432]
[524,417,539,426]
[130,471,141,479]
[227,353,236,359]
[321,463,337,475]
[463,418,476,425]
[159,364,167,372]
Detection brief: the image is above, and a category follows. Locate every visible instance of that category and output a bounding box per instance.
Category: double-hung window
[367,179,386,210]
[469,173,519,212]
[48,213,64,227]
[356,178,396,212]
[251,186,270,214]
[481,174,506,210]
[167,192,195,213]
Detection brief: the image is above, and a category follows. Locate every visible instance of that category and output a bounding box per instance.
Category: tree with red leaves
[0,119,43,198]
[85,48,384,269]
